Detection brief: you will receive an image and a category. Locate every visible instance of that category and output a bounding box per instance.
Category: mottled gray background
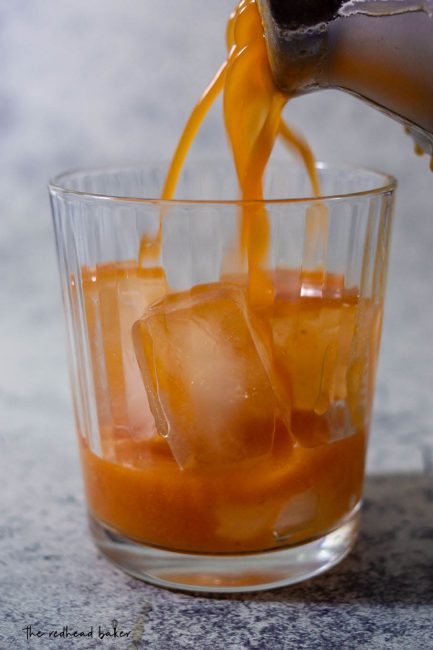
[1,2,432,648]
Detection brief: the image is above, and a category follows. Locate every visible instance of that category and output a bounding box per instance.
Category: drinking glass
[50,161,396,593]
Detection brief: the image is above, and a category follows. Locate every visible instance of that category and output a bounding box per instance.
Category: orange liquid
[80,264,379,552]
[78,0,376,553]
[138,0,320,277]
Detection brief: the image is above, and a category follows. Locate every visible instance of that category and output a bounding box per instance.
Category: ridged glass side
[50,163,394,459]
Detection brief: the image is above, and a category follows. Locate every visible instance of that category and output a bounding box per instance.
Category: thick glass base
[89,508,359,593]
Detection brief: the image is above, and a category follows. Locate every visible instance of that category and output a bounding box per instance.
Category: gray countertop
[1,1,433,648]
[1,407,433,649]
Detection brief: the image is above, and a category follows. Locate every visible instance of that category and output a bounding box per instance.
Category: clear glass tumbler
[50,161,396,593]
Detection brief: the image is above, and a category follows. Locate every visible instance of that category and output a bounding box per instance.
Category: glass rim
[48,160,397,206]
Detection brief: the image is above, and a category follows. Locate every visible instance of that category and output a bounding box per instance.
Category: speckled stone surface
[1,1,433,648]
[1,431,433,649]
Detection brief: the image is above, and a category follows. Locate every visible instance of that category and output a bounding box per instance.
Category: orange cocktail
[50,0,395,591]
[79,262,379,554]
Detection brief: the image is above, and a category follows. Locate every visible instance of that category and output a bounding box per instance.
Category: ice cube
[83,264,167,454]
[272,303,341,413]
[273,489,318,541]
[270,285,358,446]
[132,283,279,469]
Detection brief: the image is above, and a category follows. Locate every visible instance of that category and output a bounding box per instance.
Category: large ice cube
[271,301,342,413]
[83,264,167,456]
[133,283,279,469]
[270,278,357,446]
